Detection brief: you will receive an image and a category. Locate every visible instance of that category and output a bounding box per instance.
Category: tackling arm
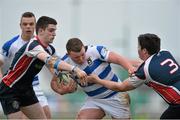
[129,59,143,68]
[36,52,87,86]
[86,74,138,92]
[107,51,136,75]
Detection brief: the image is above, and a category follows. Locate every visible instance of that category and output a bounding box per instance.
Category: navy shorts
[0,82,39,115]
[160,104,180,119]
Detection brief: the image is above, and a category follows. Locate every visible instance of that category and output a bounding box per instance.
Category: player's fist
[73,67,87,86]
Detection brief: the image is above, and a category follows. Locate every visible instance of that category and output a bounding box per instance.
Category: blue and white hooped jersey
[62,45,121,99]
[0,35,40,87]
[130,50,180,104]
[2,36,55,90]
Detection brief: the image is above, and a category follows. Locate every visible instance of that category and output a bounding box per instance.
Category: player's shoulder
[85,45,99,56]
[61,53,69,61]
[2,35,20,50]
[158,49,173,55]
[27,38,40,50]
[87,44,106,49]
[86,45,107,52]
[154,49,173,60]
[135,62,146,80]
[86,45,109,59]
[47,44,56,54]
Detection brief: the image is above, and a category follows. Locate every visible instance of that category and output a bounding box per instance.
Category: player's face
[68,46,86,65]
[42,24,57,44]
[20,17,36,40]
[138,44,143,60]
[138,43,147,61]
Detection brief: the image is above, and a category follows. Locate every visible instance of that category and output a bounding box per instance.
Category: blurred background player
[51,38,136,119]
[86,33,180,119]
[0,12,51,119]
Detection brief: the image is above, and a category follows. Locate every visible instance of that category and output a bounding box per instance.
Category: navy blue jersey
[2,37,55,90]
[130,50,180,104]
[0,35,42,87]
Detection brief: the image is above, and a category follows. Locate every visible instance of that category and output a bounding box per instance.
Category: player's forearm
[118,57,134,72]
[38,52,87,86]
[109,52,134,71]
[97,78,135,92]
[129,59,142,68]
[58,61,75,72]
[38,52,75,72]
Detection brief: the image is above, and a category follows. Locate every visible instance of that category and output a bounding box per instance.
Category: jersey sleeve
[61,54,68,61]
[128,63,146,88]
[127,76,145,88]
[1,43,11,59]
[0,43,10,63]
[96,46,110,61]
[48,44,56,56]
[0,49,5,63]
[25,45,47,57]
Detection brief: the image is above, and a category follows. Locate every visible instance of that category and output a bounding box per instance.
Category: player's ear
[142,48,148,54]
[38,28,44,34]
[20,23,22,29]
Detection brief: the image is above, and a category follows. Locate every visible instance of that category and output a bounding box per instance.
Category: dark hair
[66,38,84,52]
[138,33,160,55]
[21,12,35,18]
[36,16,57,34]
[20,12,36,22]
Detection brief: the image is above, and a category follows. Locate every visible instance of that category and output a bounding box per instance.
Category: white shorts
[33,85,48,107]
[80,92,131,118]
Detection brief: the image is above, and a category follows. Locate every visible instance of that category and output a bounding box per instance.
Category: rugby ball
[57,71,72,85]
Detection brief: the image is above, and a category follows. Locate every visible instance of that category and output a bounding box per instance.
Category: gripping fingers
[72,67,87,86]
[79,71,87,86]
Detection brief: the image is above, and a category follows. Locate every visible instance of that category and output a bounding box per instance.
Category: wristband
[54,58,61,70]
[44,56,52,67]
[71,66,77,73]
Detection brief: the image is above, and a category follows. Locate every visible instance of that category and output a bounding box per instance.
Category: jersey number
[160,59,178,74]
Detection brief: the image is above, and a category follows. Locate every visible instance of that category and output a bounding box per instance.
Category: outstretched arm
[36,52,87,86]
[129,59,143,68]
[107,51,136,75]
[86,74,143,92]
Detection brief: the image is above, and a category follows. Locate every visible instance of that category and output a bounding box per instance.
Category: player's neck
[144,54,151,61]
[21,34,32,41]
[36,36,48,48]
